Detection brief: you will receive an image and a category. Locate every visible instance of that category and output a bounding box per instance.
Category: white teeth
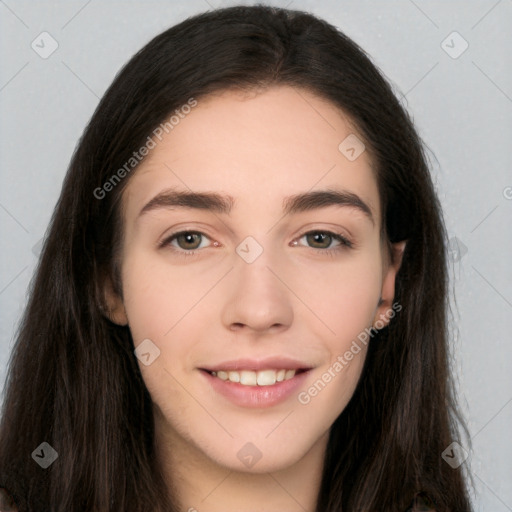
[210,369,298,386]
[240,371,257,386]
[257,370,276,386]
[228,371,240,383]
[284,369,296,380]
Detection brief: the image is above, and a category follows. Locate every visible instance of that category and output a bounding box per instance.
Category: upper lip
[199,357,314,372]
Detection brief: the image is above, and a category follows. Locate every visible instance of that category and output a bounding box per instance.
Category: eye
[159,229,353,259]
[295,230,352,255]
[160,230,212,255]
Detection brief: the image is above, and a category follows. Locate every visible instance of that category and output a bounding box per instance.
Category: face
[105,85,403,474]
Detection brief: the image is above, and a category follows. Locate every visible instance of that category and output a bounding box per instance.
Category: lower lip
[200,370,311,408]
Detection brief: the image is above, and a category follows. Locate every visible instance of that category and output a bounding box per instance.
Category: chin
[204,436,318,475]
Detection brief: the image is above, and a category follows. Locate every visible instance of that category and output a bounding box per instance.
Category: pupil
[181,233,199,248]
[311,232,328,248]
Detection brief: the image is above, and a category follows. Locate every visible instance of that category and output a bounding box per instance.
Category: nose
[220,245,294,335]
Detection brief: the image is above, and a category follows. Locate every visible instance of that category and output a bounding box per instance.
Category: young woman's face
[107,86,402,474]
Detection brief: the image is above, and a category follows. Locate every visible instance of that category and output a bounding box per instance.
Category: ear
[372,240,406,328]
[101,276,129,326]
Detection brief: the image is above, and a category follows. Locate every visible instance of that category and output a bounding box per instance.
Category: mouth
[202,368,310,386]
[198,359,313,408]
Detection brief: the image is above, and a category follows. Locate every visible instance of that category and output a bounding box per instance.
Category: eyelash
[159,229,353,258]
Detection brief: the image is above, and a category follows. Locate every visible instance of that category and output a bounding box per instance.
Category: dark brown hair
[0,5,473,511]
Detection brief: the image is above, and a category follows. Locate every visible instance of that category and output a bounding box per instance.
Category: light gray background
[0,1,511,510]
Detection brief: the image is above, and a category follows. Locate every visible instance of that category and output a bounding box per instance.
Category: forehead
[122,85,380,223]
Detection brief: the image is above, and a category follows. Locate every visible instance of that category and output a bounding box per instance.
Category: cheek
[299,344,368,415]
[291,251,381,400]
[119,251,210,390]
[293,250,383,337]
[120,255,201,419]
[119,250,203,342]
[292,258,380,420]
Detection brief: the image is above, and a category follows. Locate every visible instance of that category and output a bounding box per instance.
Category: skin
[105,85,405,512]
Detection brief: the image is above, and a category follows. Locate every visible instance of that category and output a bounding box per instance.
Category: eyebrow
[138,187,374,224]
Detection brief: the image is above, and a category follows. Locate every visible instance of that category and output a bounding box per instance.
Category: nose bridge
[221,233,294,332]
[234,232,285,287]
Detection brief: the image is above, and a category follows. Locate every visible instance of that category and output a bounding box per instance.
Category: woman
[0,5,473,511]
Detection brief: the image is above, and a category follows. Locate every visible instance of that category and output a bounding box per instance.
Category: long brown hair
[0,5,473,511]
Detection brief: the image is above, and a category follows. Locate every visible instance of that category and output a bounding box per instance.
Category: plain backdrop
[1,1,511,510]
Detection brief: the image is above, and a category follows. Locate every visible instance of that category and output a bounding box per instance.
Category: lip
[199,357,313,372]
[200,368,312,408]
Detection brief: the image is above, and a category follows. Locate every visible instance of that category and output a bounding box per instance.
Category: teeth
[284,369,296,380]
[240,371,257,386]
[228,371,240,383]
[210,369,298,386]
[257,370,276,386]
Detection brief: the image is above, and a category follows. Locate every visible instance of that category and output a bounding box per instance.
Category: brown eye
[306,231,336,249]
[174,232,203,250]
[160,231,212,255]
[295,230,352,255]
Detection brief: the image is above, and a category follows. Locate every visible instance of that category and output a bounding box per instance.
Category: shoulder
[0,488,18,511]
[406,491,437,511]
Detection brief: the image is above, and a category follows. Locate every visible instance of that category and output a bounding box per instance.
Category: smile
[200,367,312,408]
[208,368,305,386]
